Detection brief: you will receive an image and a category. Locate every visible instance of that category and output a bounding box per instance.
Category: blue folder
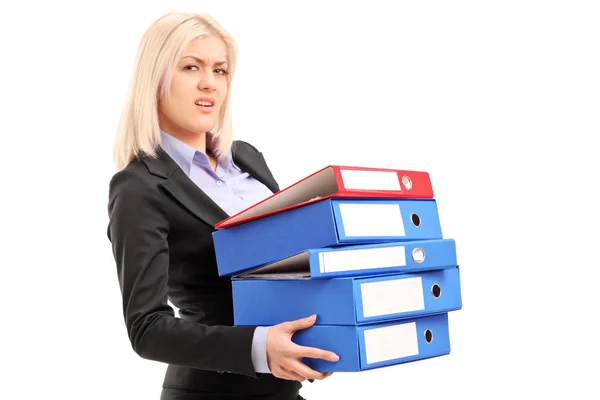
[213,198,443,276]
[292,313,451,372]
[233,267,462,326]
[235,239,457,280]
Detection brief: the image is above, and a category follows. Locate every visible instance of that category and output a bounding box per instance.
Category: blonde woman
[107,11,338,400]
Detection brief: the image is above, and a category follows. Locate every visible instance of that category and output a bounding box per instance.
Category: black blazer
[107,140,302,398]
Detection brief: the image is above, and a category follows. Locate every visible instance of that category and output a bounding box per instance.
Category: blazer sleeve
[107,168,259,377]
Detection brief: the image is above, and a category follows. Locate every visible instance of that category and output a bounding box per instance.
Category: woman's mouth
[195,97,215,113]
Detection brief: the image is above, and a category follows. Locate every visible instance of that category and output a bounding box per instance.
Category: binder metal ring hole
[431,283,442,298]
[412,248,425,263]
[402,175,412,190]
[424,329,433,343]
[411,213,421,227]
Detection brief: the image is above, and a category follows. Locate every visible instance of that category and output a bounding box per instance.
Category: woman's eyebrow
[182,55,227,66]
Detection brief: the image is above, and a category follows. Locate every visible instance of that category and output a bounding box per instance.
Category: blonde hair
[113,12,238,171]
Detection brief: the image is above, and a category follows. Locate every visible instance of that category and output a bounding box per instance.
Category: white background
[1,1,599,399]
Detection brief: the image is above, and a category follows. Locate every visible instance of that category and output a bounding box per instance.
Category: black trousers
[160,388,305,400]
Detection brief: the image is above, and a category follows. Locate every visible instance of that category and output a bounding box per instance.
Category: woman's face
[158,35,229,139]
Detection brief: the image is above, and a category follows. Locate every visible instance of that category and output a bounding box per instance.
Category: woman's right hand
[265,314,339,382]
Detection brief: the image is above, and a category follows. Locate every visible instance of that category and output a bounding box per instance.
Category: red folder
[215,165,434,229]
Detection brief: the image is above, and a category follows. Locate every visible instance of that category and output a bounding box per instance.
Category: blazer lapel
[160,169,229,227]
[142,147,229,227]
[231,141,280,193]
[141,141,280,228]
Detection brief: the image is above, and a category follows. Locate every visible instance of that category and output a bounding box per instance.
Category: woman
[107,11,338,400]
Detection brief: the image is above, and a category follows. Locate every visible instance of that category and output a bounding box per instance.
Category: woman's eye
[215,69,229,75]
[185,65,198,71]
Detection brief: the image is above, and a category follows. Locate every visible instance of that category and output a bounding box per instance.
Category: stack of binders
[212,165,462,372]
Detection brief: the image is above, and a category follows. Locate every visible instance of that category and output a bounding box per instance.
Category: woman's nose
[198,71,217,91]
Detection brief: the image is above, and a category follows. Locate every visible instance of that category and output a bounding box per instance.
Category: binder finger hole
[424,329,433,343]
[411,213,421,227]
[402,175,412,190]
[412,248,425,263]
[431,283,442,298]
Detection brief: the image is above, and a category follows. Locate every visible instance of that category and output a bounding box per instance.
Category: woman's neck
[174,132,207,153]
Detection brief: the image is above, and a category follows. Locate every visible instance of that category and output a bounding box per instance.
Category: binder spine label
[359,277,425,318]
[340,169,401,191]
[338,203,406,237]
[363,322,419,364]
[318,245,407,273]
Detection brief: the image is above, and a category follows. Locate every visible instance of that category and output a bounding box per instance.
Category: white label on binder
[360,277,425,318]
[363,322,419,364]
[319,245,406,273]
[340,169,401,191]
[338,203,405,237]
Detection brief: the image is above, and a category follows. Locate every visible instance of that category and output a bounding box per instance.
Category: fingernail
[308,314,316,321]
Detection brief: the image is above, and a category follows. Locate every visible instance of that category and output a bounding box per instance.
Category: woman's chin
[188,119,215,134]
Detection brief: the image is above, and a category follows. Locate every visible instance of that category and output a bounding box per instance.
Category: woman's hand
[265,314,339,382]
